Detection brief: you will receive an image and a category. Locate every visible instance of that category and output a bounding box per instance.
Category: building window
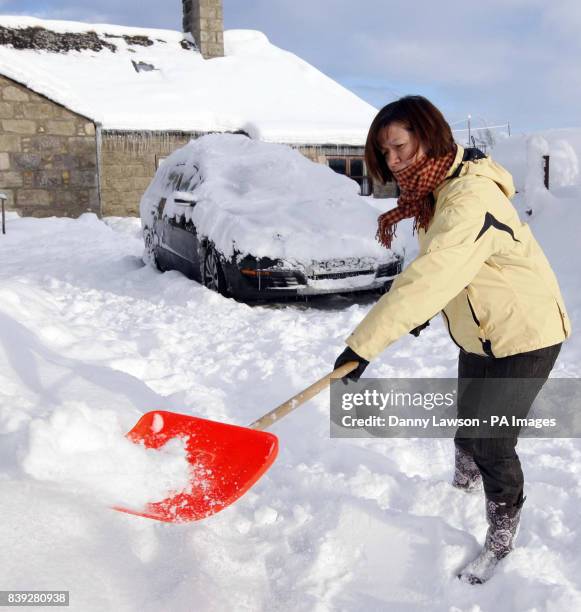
[327,157,372,196]
[328,158,347,175]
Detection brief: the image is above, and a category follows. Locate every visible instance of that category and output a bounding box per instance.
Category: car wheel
[143,227,162,271]
[203,246,228,295]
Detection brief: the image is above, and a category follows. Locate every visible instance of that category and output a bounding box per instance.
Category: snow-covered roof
[0,16,377,145]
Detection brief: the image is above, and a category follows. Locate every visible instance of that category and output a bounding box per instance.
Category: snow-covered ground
[1,148,580,610]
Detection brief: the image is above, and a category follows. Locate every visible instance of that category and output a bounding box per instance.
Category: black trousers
[454,343,562,508]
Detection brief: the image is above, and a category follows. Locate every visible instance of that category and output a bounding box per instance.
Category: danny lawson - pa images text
[340,415,558,429]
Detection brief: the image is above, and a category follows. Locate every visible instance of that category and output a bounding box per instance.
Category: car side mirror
[173,191,197,206]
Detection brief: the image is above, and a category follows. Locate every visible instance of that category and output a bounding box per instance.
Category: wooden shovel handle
[247,361,359,431]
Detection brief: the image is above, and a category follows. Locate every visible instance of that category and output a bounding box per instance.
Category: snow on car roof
[0,16,376,145]
[140,133,395,262]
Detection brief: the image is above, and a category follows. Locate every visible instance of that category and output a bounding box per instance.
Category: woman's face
[378,122,426,173]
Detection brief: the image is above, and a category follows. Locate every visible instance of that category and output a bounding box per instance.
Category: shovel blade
[115,411,278,523]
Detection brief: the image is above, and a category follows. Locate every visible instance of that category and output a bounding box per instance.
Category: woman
[334,96,571,584]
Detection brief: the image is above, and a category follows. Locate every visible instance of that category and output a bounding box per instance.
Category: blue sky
[2,0,580,133]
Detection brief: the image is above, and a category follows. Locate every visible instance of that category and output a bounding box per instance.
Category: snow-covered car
[139,134,403,300]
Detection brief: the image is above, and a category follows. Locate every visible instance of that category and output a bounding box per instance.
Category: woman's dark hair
[365,95,456,184]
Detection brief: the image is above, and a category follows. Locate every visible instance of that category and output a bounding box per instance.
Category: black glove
[334,346,369,384]
[410,320,430,337]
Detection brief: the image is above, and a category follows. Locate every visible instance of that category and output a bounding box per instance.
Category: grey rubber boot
[452,443,482,492]
[458,496,525,584]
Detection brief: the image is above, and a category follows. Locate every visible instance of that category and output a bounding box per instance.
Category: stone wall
[372,181,398,199]
[100,131,201,217]
[0,75,98,217]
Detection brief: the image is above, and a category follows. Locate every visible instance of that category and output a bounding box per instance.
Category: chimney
[182,0,224,59]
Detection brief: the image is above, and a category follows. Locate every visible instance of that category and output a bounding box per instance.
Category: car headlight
[239,267,307,288]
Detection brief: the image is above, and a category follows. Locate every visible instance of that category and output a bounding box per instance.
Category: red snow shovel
[114,361,357,523]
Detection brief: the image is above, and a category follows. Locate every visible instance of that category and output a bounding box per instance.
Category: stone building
[0,75,98,217]
[0,6,394,219]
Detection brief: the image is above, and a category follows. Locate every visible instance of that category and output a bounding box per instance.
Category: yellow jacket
[347,145,571,361]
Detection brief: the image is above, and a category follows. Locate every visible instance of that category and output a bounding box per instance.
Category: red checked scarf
[376,147,457,249]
